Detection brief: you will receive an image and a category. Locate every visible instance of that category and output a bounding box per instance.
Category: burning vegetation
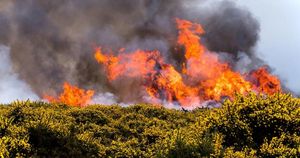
[0,0,282,108]
[44,82,94,107]
[0,0,283,108]
[0,1,298,157]
[90,18,281,108]
[45,18,281,108]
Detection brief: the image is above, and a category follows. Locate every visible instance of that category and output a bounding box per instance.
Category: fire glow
[44,82,94,107]
[46,19,281,108]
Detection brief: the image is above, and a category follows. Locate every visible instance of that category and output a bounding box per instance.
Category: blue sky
[237,0,300,93]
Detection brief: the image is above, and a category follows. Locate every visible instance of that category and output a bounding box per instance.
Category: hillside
[0,93,299,157]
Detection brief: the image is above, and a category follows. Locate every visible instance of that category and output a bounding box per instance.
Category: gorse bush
[207,93,300,157]
[0,93,299,157]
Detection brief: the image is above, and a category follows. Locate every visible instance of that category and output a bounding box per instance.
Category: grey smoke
[0,0,265,103]
[201,1,260,57]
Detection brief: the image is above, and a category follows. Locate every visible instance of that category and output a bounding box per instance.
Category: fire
[201,70,252,100]
[44,82,95,107]
[175,19,253,101]
[46,18,281,108]
[95,48,162,80]
[176,18,205,59]
[147,65,200,107]
[93,18,282,107]
[249,67,281,94]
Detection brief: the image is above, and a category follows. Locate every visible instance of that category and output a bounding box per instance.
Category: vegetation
[0,93,299,157]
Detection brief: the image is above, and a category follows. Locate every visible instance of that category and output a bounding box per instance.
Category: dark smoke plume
[0,0,262,102]
[202,1,259,56]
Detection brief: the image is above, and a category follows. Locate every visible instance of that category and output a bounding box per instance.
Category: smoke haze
[0,0,271,103]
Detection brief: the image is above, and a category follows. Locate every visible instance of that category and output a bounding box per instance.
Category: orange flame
[176,18,205,59]
[176,19,253,100]
[44,82,95,107]
[250,67,281,94]
[147,65,200,107]
[94,18,282,107]
[93,18,282,107]
[95,48,162,80]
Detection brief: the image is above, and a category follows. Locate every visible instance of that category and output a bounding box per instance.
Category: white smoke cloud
[0,45,39,103]
[91,92,117,105]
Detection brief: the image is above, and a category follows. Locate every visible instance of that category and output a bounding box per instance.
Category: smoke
[201,1,259,56]
[91,92,117,105]
[0,0,266,103]
[0,45,38,103]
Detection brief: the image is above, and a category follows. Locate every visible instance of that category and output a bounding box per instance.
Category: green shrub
[0,93,298,157]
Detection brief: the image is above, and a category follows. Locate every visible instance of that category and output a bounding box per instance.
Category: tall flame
[45,18,281,108]
[176,19,253,100]
[44,82,94,107]
[94,18,281,107]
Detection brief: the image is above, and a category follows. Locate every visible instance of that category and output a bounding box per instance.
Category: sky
[237,0,300,93]
[0,46,38,103]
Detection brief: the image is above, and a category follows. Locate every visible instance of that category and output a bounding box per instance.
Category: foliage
[0,93,299,157]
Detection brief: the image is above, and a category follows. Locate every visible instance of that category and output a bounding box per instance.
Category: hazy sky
[0,46,38,103]
[237,0,300,93]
